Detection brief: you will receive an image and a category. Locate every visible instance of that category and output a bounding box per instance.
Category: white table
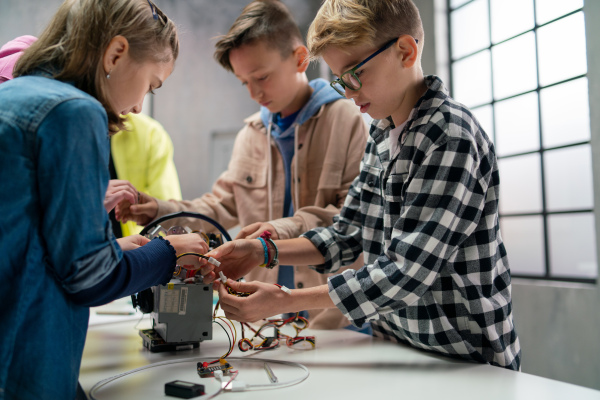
[80,305,600,400]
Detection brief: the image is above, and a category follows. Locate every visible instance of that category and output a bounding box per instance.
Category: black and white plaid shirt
[303,76,521,370]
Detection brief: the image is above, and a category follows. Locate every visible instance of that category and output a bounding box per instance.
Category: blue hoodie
[260,78,342,218]
[259,78,342,291]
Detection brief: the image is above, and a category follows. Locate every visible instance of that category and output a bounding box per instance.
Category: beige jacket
[157,99,368,329]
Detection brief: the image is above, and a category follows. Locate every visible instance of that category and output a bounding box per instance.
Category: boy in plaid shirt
[203,0,521,370]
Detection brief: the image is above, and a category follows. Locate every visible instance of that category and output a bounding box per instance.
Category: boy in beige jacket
[117,0,368,329]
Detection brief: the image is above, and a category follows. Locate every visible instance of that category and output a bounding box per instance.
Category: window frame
[446,0,595,284]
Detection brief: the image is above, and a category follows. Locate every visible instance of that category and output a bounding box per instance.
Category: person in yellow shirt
[0,36,181,239]
[109,112,182,237]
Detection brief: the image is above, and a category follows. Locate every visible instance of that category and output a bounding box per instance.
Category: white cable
[88,356,310,399]
[228,381,248,392]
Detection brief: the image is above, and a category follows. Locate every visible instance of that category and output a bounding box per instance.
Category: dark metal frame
[447,0,594,283]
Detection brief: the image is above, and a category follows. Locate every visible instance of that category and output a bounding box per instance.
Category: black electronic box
[164,380,205,398]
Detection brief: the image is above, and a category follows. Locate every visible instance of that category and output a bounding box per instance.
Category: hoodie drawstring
[267,121,273,221]
[293,124,300,211]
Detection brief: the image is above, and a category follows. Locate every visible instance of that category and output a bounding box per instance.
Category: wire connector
[208,257,221,267]
[279,285,291,294]
[213,370,224,381]
[223,381,248,392]
[219,271,227,284]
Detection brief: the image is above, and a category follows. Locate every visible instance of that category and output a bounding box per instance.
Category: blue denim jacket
[0,73,175,399]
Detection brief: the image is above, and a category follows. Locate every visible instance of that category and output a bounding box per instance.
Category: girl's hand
[165,234,209,269]
[116,234,150,251]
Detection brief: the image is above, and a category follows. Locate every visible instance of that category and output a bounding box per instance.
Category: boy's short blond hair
[307,0,424,61]
[214,0,303,72]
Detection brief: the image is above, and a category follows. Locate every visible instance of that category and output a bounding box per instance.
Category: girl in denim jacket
[0,1,208,399]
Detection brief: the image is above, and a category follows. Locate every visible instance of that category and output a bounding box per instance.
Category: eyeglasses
[330,37,418,96]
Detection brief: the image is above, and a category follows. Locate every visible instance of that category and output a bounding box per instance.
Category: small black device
[164,380,205,398]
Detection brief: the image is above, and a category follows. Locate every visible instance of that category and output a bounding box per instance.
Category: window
[447,0,596,282]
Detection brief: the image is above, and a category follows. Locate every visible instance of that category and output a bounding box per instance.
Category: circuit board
[197,362,233,378]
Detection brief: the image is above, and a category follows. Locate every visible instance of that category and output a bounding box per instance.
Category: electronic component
[254,336,279,350]
[261,337,277,348]
[208,257,221,267]
[139,329,200,352]
[133,211,232,354]
[137,282,213,352]
[197,361,233,378]
[164,380,205,398]
[275,284,291,294]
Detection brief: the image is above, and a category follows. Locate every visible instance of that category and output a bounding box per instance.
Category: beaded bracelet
[259,230,279,269]
[266,238,279,269]
[257,237,269,267]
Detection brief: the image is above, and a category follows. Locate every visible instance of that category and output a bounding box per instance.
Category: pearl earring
[106,70,112,80]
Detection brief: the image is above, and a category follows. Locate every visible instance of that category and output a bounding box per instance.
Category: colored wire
[212,321,231,363]
[237,314,316,352]
[191,230,211,246]
[214,317,237,359]
[238,337,253,352]
[216,279,316,353]
[215,316,237,341]
[212,319,237,366]
[176,252,210,261]
[213,300,220,318]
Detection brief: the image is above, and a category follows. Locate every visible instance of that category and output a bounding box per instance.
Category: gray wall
[2,0,600,391]
[0,0,64,40]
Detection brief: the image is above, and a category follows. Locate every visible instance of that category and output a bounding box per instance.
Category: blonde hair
[307,0,424,61]
[14,0,179,133]
[213,0,303,72]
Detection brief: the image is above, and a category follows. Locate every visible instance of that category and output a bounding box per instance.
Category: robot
[131,212,231,352]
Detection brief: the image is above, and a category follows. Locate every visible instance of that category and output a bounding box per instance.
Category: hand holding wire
[216,279,293,323]
[165,234,209,268]
[198,239,264,284]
